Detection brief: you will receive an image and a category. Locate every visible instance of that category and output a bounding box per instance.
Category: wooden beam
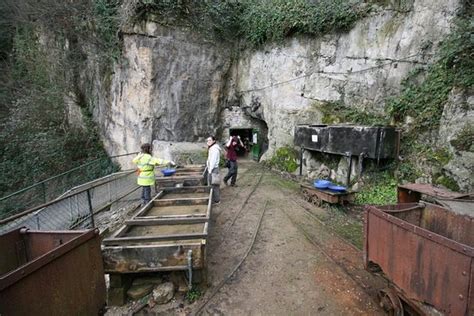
[136,214,207,219]
[125,217,208,226]
[153,198,209,207]
[162,186,210,194]
[103,232,208,245]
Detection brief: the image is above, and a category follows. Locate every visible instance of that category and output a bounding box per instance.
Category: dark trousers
[224,160,238,185]
[141,186,151,205]
[207,168,220,203]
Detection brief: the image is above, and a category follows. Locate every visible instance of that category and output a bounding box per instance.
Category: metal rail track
[195,201,268,315]
[209,171,265,254]
[275,185,387,307]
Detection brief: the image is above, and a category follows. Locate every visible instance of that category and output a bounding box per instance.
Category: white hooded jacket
[207,143,221,171]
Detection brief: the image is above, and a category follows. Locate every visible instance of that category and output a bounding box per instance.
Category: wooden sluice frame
[102,185,212,275]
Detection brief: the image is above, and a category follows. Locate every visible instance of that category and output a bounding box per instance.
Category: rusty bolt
[462,271,467,276]
[428,233,432,237]
[459,295,464,300]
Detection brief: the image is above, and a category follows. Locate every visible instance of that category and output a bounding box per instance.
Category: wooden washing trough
[155,165,206,189]
[102,186,212,275]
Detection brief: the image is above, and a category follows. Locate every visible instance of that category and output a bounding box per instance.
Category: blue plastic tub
[161,168,176,177]
[328,185,346,192]
[314,179,332,189]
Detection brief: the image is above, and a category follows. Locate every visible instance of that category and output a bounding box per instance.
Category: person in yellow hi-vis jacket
[133,143,175,206]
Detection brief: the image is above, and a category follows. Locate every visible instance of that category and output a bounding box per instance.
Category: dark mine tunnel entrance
[229,127,267,161]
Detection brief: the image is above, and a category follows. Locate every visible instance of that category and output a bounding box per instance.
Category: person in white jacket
[206,135,221,204]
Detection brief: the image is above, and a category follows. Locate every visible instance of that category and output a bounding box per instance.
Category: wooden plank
[125,217,208,226]
[136,214,207,219]
[111,224,129,238]
[203,222,209,235]
[300,183,356,205]
[102,243,205,273]
[162,186,210,194]
[103,232,208,245]
[153,198,209,207]
[206,197,212,218]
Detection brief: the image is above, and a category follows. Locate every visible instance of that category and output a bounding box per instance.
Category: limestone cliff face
[94,22,232,158]
[85,0,472,188]
[233,0,462,157]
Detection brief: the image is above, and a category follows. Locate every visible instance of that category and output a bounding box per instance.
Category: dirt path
[108,160,386,315]
[186,160,384,315]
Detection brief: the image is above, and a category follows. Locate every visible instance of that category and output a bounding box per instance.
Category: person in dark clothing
[223,135,244,186]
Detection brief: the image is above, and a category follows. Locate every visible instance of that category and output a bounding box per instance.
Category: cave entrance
[229,128,253,158]
[229,126,267,161]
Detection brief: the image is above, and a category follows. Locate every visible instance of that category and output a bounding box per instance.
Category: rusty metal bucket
[0,228,106,315]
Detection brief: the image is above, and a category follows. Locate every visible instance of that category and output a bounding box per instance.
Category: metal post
[41,182,47,204]
[346,152,352,187]
[187,250,193,290]
[299,147,305,176]
[35,212,40,230]
[86,189,95,228]
[107,182,112,202]
[359,152,366,177]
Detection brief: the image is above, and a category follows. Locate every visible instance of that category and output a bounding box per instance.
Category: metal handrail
[0,169,137,225]
[0,152,138,201]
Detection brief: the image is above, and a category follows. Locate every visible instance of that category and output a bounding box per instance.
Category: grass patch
[270,176,300,191]
[316,205,363,249]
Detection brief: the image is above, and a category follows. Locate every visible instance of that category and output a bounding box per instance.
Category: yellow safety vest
[132,153,168,186]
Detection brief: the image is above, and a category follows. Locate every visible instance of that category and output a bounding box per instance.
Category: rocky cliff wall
[233,0,462,157]
[86,0,472,189]
[91,22,232,159]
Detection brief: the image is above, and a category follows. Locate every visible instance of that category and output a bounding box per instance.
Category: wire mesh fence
[0,153,137,221]
[0,170,138,234]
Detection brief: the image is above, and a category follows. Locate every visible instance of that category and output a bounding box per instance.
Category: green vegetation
[186,287,201,303]
[384,16,473,185]
[450,124,474,152]
[387,16,473,131]
[355,171,398,205]
[268,146,299,173]
[434,174,460,192]
[92,0,122,66]
[310,13,472,191]
[134,0,368,47]
[0,30,111,197]
[238,0,367,47]
[315,101,388,126]
[0,0,122,198]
